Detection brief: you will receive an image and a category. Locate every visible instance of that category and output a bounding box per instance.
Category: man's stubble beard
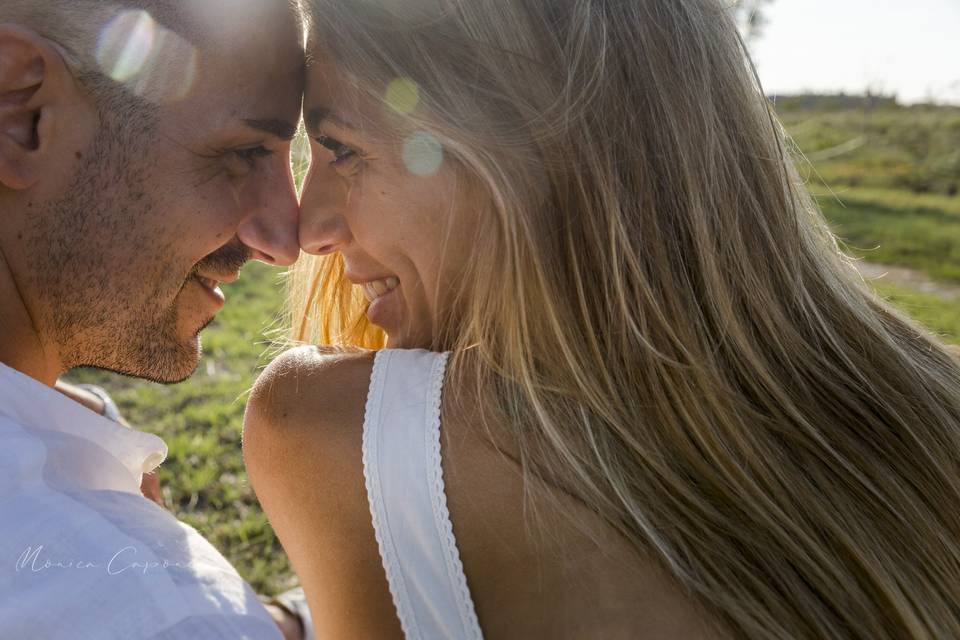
[28,113,205,384]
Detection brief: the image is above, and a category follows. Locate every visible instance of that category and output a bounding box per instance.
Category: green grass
[811,186,960,283]
[779,102,960,196]
[870,280,960,347]
[778,101,960,286]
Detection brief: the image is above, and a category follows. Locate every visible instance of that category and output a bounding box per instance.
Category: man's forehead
[174,63,303,142]
[193,43,303,130]
[98,0,301,95]
[185,0,300,43]
[189,0,303,94]
[112,0,304,133]
[104,0,296,47]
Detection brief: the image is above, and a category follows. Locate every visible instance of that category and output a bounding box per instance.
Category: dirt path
[854,261,960,301]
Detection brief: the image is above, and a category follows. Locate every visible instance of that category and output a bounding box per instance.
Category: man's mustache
[191,239,252,278]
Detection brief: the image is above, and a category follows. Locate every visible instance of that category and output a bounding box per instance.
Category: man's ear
[0,25,75,191]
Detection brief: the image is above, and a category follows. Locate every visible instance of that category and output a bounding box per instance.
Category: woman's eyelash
[315,135,358,163]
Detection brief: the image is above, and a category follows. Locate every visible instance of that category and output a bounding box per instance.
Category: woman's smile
[365,281,400,326]
[360,275,400,302]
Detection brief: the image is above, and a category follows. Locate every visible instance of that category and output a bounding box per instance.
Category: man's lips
[196,276,219,290]
[192,271,240,290]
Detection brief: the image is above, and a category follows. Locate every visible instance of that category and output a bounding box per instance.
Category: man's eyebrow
[243,118,298,141]
[305,107,359,132]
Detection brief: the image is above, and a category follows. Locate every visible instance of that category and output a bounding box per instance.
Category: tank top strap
[361,348,484,640]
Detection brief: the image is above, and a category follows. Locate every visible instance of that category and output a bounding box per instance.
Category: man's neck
[0,249,61,386]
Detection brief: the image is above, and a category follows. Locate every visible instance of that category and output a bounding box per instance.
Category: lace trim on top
[425,351,483,639]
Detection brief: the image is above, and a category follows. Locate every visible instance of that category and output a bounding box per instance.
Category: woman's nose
[298,170,353,256]
[299,215,351,255]
[309,244,336,256]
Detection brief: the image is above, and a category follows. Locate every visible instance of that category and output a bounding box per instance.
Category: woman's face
[299,53,479,349]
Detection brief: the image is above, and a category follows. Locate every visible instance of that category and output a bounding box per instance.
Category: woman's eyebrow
[304,107,359,133]
[243,118,298,141]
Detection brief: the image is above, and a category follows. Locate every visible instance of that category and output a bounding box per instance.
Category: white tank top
[362,348,485,640]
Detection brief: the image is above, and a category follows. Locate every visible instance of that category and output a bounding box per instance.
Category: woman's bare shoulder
[241,343,377,529]
[245,344,373,433]
[242,344,406,638]
[242,343,378,523]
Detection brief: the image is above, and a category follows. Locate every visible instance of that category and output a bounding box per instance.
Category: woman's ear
[0,25,75,190]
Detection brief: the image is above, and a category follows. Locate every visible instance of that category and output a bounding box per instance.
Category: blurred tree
[730,0,774,43]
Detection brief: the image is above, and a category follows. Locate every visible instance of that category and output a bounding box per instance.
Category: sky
[749,0,960,105]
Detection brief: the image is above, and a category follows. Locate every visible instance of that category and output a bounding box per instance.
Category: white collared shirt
[0,362,282,639]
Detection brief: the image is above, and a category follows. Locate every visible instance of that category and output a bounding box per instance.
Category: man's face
[21,4,304,383]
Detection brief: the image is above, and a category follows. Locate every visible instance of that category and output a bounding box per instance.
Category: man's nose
[235,160,301,267]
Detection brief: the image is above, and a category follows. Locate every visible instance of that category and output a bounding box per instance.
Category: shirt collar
[0,362,167,481]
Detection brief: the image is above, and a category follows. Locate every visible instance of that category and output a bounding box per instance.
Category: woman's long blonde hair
[288,0,960,636]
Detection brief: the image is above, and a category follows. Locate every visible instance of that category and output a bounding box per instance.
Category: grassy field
[870,280,960,347]
[786,99,960,348]
[64,98,960,597]
[779,99,960,196]
[814,188,960,282]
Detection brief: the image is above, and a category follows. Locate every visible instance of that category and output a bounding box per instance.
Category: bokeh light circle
[402,132,444,176]
[95,9,198,104]
[97,10,156,82]
[385,77,421,115]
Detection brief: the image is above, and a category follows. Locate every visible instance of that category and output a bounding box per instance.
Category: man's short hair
[0,1,193,115]
[1,1,191,73]
[2,0,302,124]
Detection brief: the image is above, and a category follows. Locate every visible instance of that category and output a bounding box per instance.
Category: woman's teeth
[362,276,400,302]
